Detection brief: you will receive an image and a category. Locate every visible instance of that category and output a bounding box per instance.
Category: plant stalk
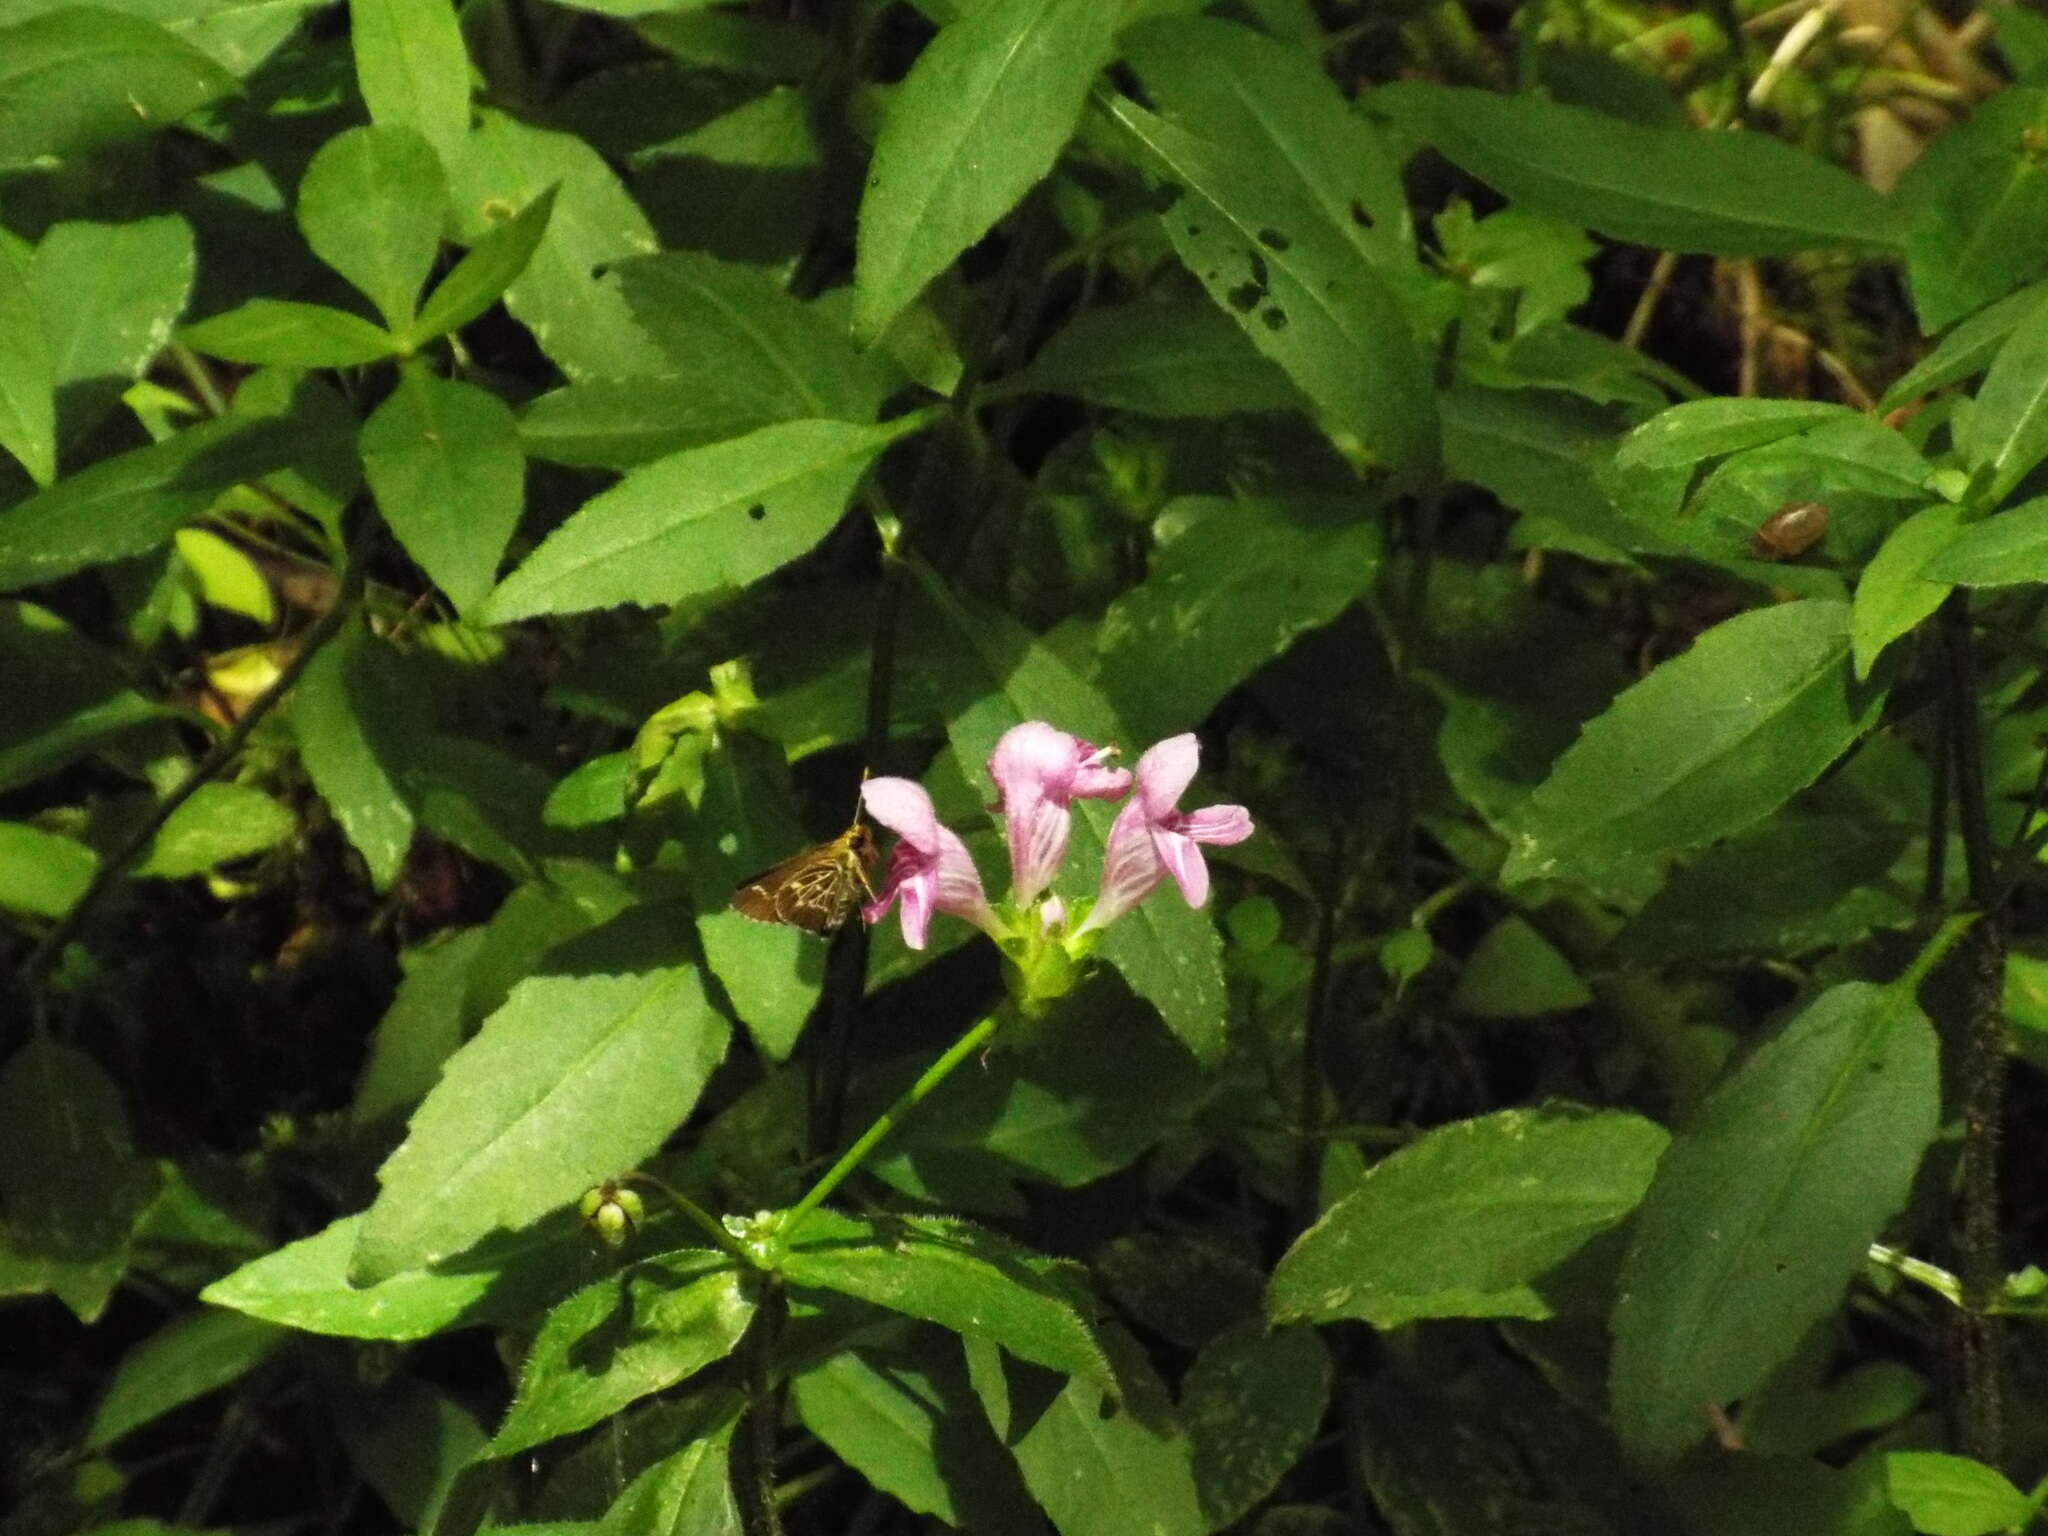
[786,1011,1004,1238]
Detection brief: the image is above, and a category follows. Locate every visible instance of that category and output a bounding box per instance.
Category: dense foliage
[6,0,2048,1532]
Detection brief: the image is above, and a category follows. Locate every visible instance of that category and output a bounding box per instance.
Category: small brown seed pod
[1754,500,1829,560]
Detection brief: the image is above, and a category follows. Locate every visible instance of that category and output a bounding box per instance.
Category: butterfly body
[731,824,879,934]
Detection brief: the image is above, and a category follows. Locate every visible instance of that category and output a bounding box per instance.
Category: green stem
[627,1170,749,1265]
[786,1011,1004,1238]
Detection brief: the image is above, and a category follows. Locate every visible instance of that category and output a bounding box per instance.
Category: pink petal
[862,776,940,853]
[988,723,1082,810]
[1007,799,1070,904]
[1070,757,1131,801]
[1082,797,1166,932]
[1135,734,1200,819]
[894,868,935,949]
[1180,804,1253,846]
[930,823,993,921]
[1154,827,1210,908]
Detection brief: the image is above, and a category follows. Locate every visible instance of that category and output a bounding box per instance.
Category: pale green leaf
[782,1212,1114,1389]
[1104,93,1436,481]
[350,914,731,1283]
[1611,981,1939,1465]
[490,1249,752,1455]
[1885,1452,2035,1536]
[134,782,294,877]
[290,616,415,892]
[349,0,470,163]
[296,124,449,330]
[410,183,557,342]
[0,227,54,484]
[1268,1106,1666,1328]
[0,821,96,917]
[87,1309,286,1448]
[0,8,235,171]
[594,1426,740,1536]
[852,0,1117,336]
[1375,83,1905,255]
[361,371,524,615]
[179,299,399,367]
[1503,600,1886,888]
[483,417,914,622]
[33,216,195,389]
[1852,503,1964,679]
[1964,285,2048,502]
[1922,497,2048,588]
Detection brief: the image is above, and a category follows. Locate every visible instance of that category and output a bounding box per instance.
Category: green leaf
[1613,397,1855,470]
[1964,283,2048,502]
[290,616,415,892]
[1610,981,1940,1465]
[1898,89,2048,332]
[334,1375,488,1532]
[1000,297,1302,417]
[0,412,321,589]
[489,1249,752,1455]
[520,378,795,470]
[1924,498,2048,587]
[352,926,486,1130]
[350,911,731,1283]
[852,0,1117,336]
[1182,1321,1330,1530]
[1096,495,1382,742]
[782,1212,1115,1389]
[361,371,525,615]
[410,183,557,343]
[178,298,399,367]
[0,228,54,485]
[1852,503,1964,679]
[614,251,889,426]
[1450,915,1593,1017]
[1503,600,1886,888]
[296,124,449,331]
[87,1309,286,1449]
[134,782,294,877]
[0,601,171,792]
[483,417,915,622]
[0,821,96,917]
[174,528,275,623]
[1121,18,1409,271]
[1104,92,1437,482]
[349,0,470,163]
[791,1338,1041,1535]
[1006,1333,1207,1536]
[914,567,1230,1062]
[1619,813,1913,965]
[448,110,666,379]
[0,8,236,171]
[34,216,196,391]
[201,1211,607,1340]
[1879,282,2048,414]
[0,1038,160,1323]
[1268,1105,1667,1328]
[593,1425,740,1536]
[1884,1452,2035,1536]
[1376,83,1904,256]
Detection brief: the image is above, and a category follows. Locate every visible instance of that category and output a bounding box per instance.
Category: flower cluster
[860,725,1252,961]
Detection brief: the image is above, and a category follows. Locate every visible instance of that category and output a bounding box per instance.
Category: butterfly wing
[732,826,877,934]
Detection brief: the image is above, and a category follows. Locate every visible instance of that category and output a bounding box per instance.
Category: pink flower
[987,723,1131,903]
[1078,734,1251,934]
[860,777,999,950]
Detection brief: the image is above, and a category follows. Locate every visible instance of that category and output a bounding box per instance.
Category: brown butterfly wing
[732,826,878,934]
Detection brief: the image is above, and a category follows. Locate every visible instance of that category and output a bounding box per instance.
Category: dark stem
[733,1290,788,1536]
[1939,591,2006,1466]
[21,549,368,1005]
[1294,823,1346,1229]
